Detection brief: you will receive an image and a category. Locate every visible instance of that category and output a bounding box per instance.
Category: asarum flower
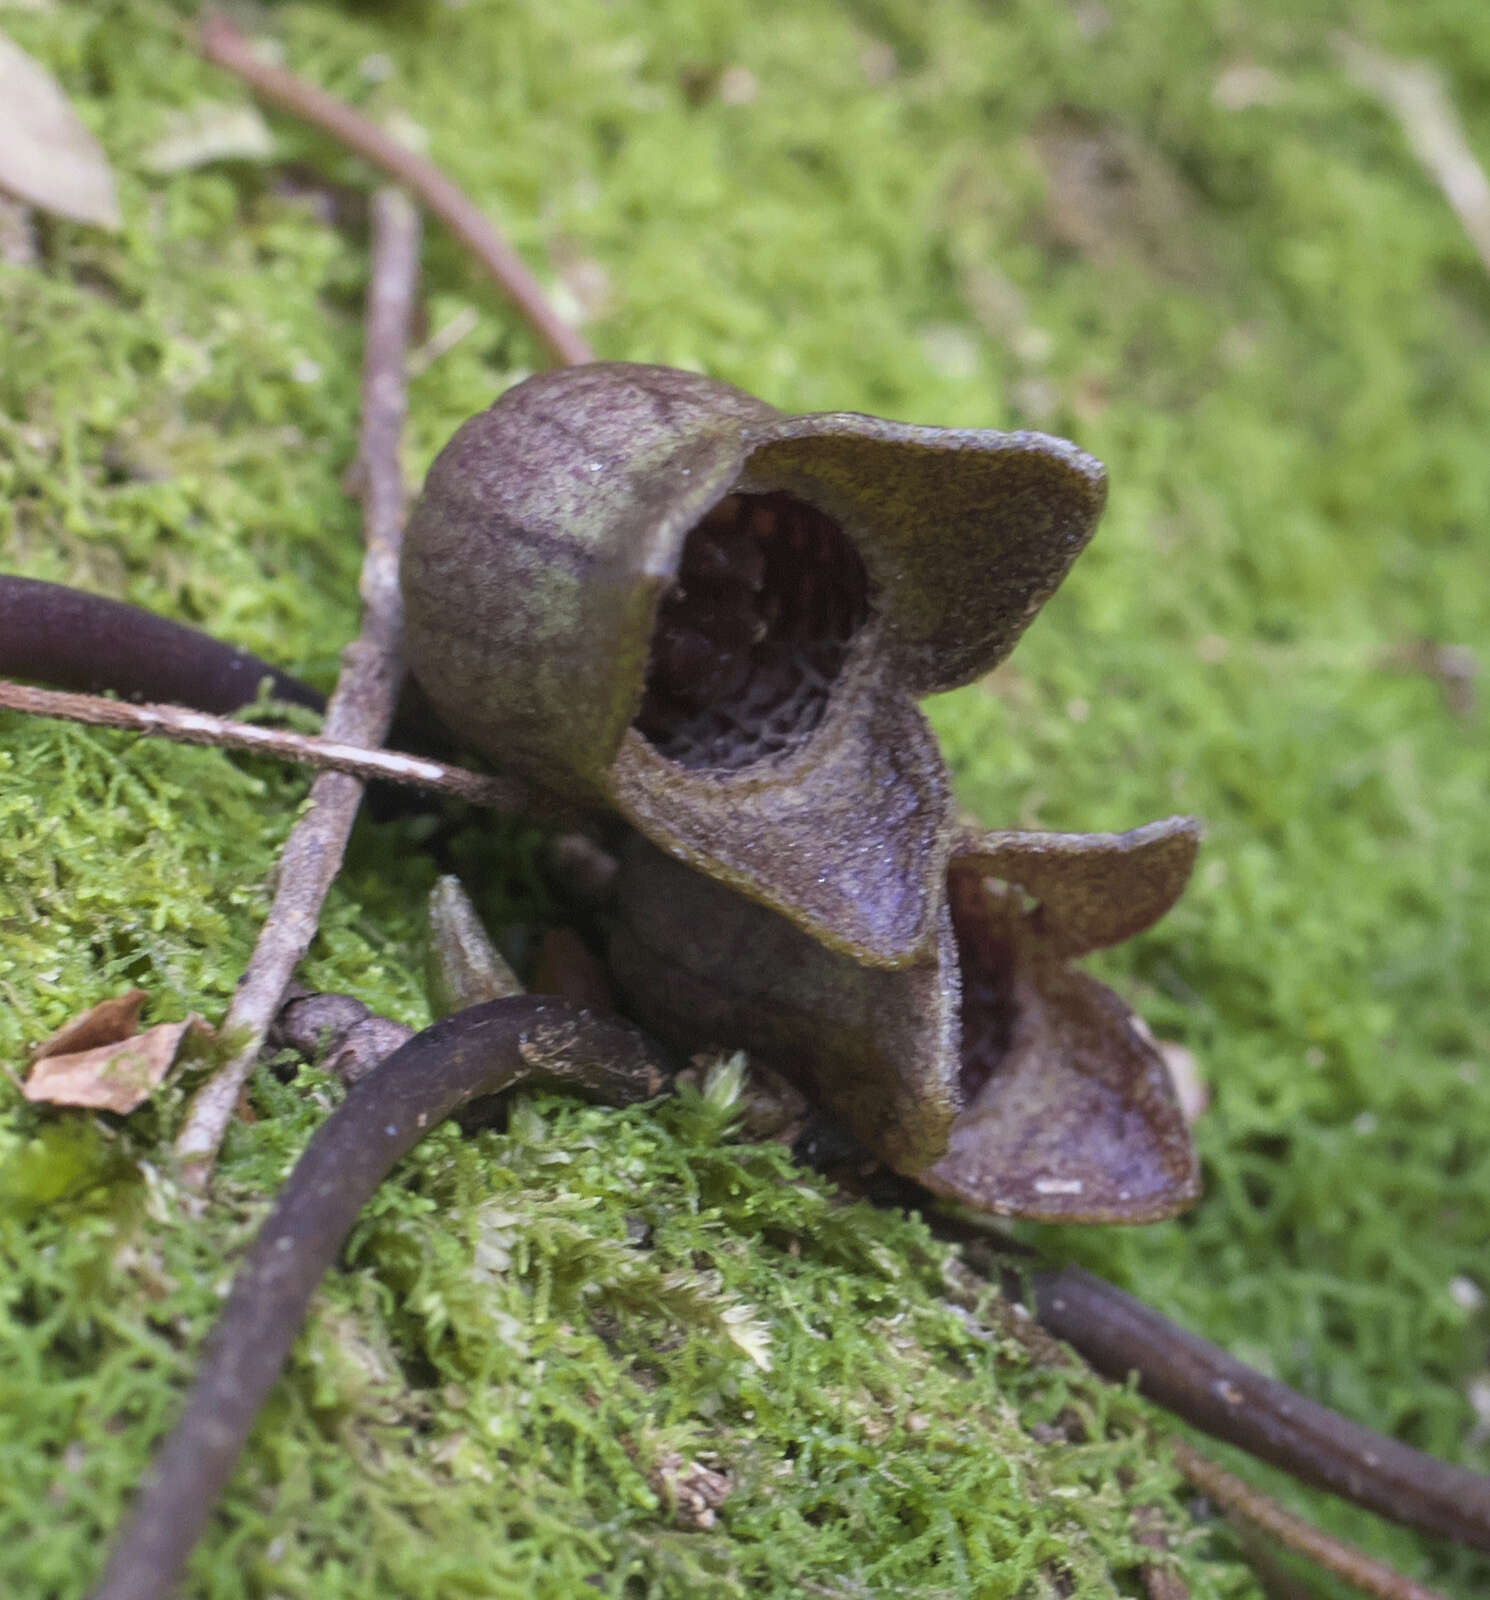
[402,362,1106,970]
[607,818,1202,1221]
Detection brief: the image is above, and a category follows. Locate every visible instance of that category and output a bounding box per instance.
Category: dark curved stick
[1033,1264,1490,1554]
[90,999,667,1600]
[0,575,325,715]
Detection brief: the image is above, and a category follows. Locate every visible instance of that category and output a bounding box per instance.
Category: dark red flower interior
[636,491,871,770]
[948,867,1020,1101]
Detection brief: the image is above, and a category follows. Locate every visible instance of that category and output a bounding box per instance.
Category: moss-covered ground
[1,1,1486,1596]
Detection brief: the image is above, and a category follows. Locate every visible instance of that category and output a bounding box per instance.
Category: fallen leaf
[551,245,616,326]
[0,193,37,265]
[0,29,121,228]
[24,1016,208,1113]
[141,101,274,174]
[1155,1037,1209,1124]
[33,989,148,1060]
[1212,62,1287,112]
[648,1452,732,1531]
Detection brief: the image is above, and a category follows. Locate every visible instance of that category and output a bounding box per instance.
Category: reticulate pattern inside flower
[635,492,871,770]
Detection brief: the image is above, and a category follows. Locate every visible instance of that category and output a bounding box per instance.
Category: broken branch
[1031,1263,1490,1553]
[200,13,593,368]
[173,187,422,1188]
[0,678,526,808]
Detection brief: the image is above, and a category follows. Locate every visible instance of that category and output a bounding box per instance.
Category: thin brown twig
[174,188,423,1189]
[1031,1264,1490,1554]
[1337,35,1490,280]
[1168,1438,1454,1600]
[0,679,526,809]
[1233,1520,1341,1600]
[199,13,594,368]
[940,1257,1466,1600]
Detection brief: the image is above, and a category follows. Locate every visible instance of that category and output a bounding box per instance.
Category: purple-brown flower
[608,818,1201,1220]
[402,362,1106,969]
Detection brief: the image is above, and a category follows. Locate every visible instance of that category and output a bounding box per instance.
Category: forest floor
[1,3,1486,1597]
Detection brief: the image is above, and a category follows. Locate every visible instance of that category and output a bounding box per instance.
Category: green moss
[5,1067,1258,1600]
[1,1,1486,1596]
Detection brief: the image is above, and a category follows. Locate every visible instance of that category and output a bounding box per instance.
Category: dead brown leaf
[33,989,147,1061]
[141,101,274,175]
[647,1451,732,1531]
[0,29,122,228]
[24,1016,209,1113]
[1155,1037,1209,1125]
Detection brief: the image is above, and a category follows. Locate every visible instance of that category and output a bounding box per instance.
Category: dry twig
[942,1254,1471,1600]
[200,13,594,367]
[1168,1438,1453,1600]
[1031,1264,1490,1553]
[174,188,422,1188]
[0,678,526,809]
[1338,35,1490,280]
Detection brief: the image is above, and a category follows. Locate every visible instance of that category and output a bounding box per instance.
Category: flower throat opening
[636,491,871,771]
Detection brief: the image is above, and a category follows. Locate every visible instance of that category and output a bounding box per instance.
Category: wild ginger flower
[402,362,1106,969]
[608,819,1201,1220]
[406,362,1198,1216]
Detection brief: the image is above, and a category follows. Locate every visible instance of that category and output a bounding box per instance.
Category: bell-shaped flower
[606,817,1202,1221]
[402,362,1106,969]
